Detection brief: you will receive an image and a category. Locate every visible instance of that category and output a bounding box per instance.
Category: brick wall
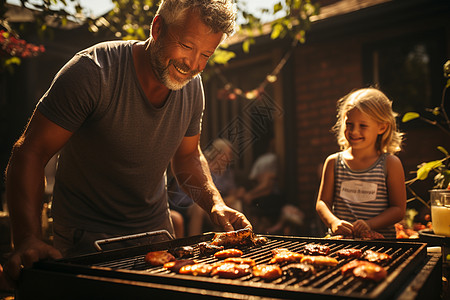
[293,37,364,220]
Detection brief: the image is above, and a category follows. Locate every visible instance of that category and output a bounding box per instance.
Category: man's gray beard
[149,40,194,91]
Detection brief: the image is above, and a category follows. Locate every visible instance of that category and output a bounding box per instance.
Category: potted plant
[402,60,450,207]
[400,60,450,240]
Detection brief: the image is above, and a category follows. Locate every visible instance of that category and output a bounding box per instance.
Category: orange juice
[431,205,450,237]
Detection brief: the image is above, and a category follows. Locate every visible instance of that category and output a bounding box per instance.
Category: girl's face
[344,108,387,151]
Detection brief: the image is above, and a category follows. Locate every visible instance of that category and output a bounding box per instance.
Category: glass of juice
[431,190,450,237]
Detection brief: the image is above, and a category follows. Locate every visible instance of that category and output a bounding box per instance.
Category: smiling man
[2,0,251,288]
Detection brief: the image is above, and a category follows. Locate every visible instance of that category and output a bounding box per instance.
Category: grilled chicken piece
[341,260,387,282]
[198,242,224,256]
[336,248,363,259]
[144,251,176,266]
[281,263,316,278]
[252,264,282,281]
[210,262,252,279]
[163,259,196,273]
[252,236,269,246]
[362,250,392,264]
[271,248,290,255]
[179,263,214,276]
[303,244,330,256]
[269,250,304,264]
[224,257,256,266]
[210,228,255,247]
[301,255,338,267]
[214,248,243,259]
[169,246,195,258]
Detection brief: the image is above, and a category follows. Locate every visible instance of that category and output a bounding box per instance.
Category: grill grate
[84,236,426,299]
[21,235,428,299]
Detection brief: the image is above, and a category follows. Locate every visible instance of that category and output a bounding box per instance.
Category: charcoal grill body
[16,234,440,300]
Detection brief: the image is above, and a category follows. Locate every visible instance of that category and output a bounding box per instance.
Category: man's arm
[171,135,251,231]
[3,110,71,284]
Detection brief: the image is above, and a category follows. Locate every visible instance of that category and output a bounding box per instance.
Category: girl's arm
[364,154,407,230]
[316,154,354,236]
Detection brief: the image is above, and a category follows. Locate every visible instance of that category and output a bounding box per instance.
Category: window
[363,30,446,115]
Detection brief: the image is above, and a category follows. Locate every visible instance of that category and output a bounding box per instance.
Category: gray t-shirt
[37,40,204,235]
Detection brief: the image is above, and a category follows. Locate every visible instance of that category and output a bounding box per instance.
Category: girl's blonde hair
[332,88,403,154]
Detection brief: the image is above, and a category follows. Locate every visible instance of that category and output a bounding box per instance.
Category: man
[1,0,251,288]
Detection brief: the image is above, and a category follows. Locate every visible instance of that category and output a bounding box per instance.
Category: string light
[215,38,299,101]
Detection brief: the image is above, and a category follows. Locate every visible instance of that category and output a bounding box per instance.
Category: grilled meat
[224,257,256,266]
[198,242,224,256]
[214,248,243,259]
[210,228,267,247]
[271,248,290,255]
[179,263,213,276]
[281,263,316,278]
[144,251,175,266]
[163,259,196,273]
[252,264,283,281]
[169,246,195,258]
[303,244,330,256]
[362,250,392,264]
[336,248,363,259]
[252,236,269,246]
[301,255,338,267]
[210,262,252,279]
[269,250,304,264]
[341,260,387,282]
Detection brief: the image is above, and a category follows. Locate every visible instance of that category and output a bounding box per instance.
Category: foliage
[0,29,45,72]
[402,60,450,207]
[1,0,320,69]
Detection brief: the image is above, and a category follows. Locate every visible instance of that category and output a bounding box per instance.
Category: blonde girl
[316,88,406,239]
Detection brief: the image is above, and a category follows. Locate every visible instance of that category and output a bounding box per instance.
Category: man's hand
[1,236,62,289]
[209,203,252,232]
[331,219,354,237]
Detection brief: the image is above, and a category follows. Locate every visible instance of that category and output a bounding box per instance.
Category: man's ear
[151,15,162,40]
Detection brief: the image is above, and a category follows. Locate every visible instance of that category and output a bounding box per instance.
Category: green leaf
[273,2,283,13]
[271,23,283,40]
[402,112,420,123]
[437,146,449,156]
[416,160,443,180]
[211,49,236,65]
[242,40,250,53]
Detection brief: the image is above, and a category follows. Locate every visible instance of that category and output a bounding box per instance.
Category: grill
[17,232,441,299]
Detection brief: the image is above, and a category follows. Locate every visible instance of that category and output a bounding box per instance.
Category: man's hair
[154,0,236,38]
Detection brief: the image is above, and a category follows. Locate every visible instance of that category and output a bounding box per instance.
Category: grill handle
[94,230,174,252]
